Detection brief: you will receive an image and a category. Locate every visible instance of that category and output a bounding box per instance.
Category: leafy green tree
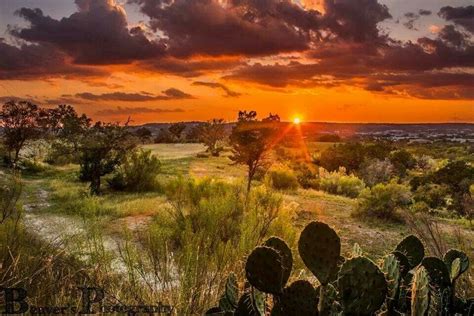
[0,101,44,166]
[316,143,366,173]
[199,118,226,156]
[431,160,474,215]
[78,122,137,195]
[229,111,279,192]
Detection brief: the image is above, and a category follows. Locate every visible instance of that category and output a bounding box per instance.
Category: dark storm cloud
[192,81,241,97]
[95,106,185,116]
[322,0,391,42]
[439,6,474,33]
[75,89,194,101]
[128,0,318,57]
[129,0,392,57]
[0,40,106,80]
[11,0,165,64]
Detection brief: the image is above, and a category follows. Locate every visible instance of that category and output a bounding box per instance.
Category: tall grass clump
[266,166,299,191]
[319,167,365,198]
[49,178,116,217]
[132,177,297,314]
[108,149,161,192]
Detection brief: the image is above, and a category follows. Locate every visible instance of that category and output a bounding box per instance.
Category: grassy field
[17,143,474,258]
[3,142,474,313]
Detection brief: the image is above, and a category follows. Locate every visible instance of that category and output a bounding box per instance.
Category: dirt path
[21,181,165,286]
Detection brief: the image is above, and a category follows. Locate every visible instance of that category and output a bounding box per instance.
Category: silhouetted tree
[389,149,416,177]
[135,127,152,143]
[229,111,280,192]
[78,121,137,195]
[199,118,225,156]
[168,123,186,142]
[0,101,44,166]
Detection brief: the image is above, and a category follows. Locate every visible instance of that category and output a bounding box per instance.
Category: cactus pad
[443,249,469,281]
[391,251,411,277]
[411,266,430,316]
[381,254,401,300]
[245,246,283,294]
[338,257,388,314]
[277,280,318,316]
[421,257,451,290]
[298,221,341,285]
[395,235,425,268]
[263,236,293,287]
[219,273,239,312]
[234,289,265,316]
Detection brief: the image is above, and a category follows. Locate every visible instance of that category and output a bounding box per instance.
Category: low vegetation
[0,100,473,313]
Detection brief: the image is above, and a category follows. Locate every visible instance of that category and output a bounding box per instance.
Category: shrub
[140,178,297,314]
[266,167,299,190]
[319,168,365,198]
[17,158,48,174]
[413,183,449,209]
[0,173,22,224]
[410,201,431,214]
[291,162,320,189]
[354,181,412,221]
[108,149,161,192]
[358,158,394,187]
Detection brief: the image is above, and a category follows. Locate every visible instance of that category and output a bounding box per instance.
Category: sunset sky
[0,0,473,123]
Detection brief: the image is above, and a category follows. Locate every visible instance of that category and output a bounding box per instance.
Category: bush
[291,162,319,189]
[266,167,299,190]
[17,158,48,174]
[413,183,449,209]
[358,158,394,187]
[410,201,431,214]
[108,149,161,192]
[354,181,412,221]
[319,168,365,198]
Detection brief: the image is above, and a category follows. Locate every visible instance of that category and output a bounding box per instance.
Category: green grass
[142,143,207,159]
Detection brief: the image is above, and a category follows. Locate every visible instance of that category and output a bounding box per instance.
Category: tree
[316,142,366,173]
[78,121,137,195]
[389,149,416,177]
[0,101,44,166]
[199,118,226,156]
[168,123,186,142]
[229,111,280,192]
[135,127,152,144]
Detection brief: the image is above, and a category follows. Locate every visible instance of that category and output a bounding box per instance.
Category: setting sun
[293,117,301,125]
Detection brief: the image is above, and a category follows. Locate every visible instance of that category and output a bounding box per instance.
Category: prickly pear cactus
[263,236,293,287]
[411,266,430,316]
[395,235,425,269]
[219,273,239,312]
[382,254,401,301]
[392,251,411,277]
[316,283,338,314]
[338,256,388,314]
[276,280,318,316]
[420,257,451,290]
[245,246,283,294]
[443,249,469,282]
[298,221,341,285]
[234,288,265,316]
